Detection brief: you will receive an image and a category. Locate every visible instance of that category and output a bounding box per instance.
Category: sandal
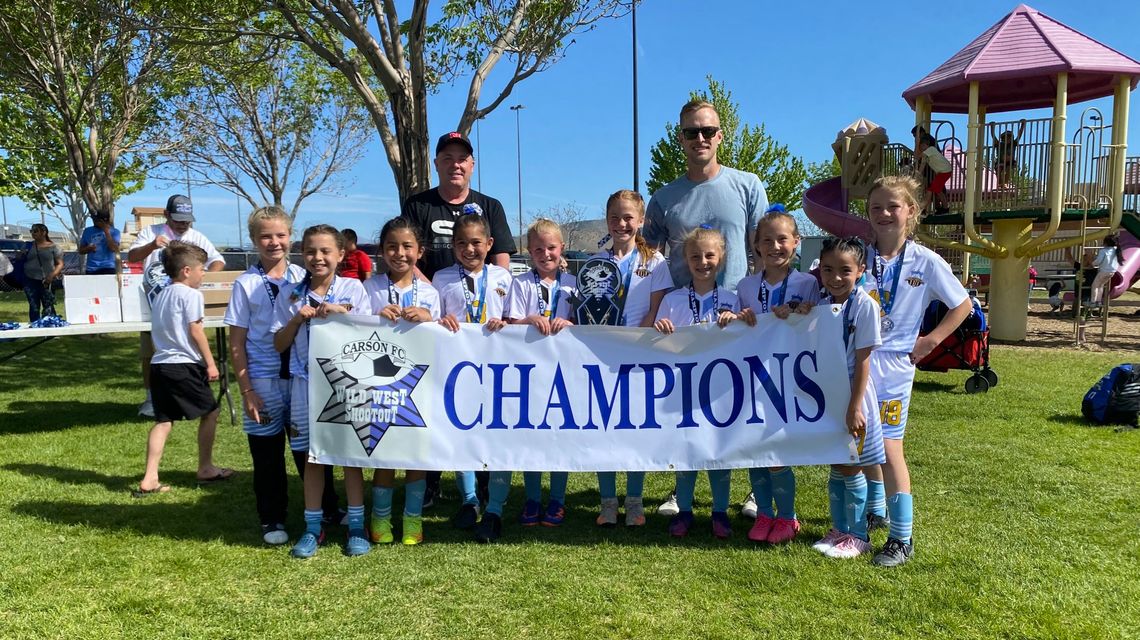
[196,468,236,484]
[131,484,171,498]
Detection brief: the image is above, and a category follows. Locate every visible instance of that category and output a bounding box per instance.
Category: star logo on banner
[316,333,428,456]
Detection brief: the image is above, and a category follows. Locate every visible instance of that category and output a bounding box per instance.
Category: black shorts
[151,362,219,422]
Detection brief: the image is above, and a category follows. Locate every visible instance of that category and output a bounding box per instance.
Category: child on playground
[432,213,511,543]
[809,236,886,559]
[736,205,821,545]
[1048,281,1065,313]
[595,189,673,528]
[363,217,441,546]
[916,133,952,215]
[989,119,1026,188]
[653,226,739,538]
[503,218,578,528]
[1090,235,1121,309]
[134,241,229,497]
[226,206,339,545]
[273,225,372,558]
[861,176,971,567]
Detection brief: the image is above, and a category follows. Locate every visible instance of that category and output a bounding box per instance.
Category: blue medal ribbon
[388,275,418,308]
[534,269,562,319]
[461,265,488,323]
[610,247,638,325]
[687,284,719,324]
[871,242,907,318]
[758,270,791,314]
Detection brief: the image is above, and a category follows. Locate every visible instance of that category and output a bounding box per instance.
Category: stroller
[914,294,997,393]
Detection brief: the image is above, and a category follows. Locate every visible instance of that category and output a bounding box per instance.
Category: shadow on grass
[0,334,140,391]
[912,379,961,394]
[1046,414,1139,431]
[1,401,138,434]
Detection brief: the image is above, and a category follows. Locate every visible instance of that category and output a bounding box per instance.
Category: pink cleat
[825,534,872,559]
[811,528,846,554]
[766,517,800,544]
[747,513,775,542]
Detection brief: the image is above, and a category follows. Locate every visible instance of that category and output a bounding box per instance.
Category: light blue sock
[523,471,542,502]
[887,492,913,544]
[455,471,478,506]
[770,467,796,520]
[748,467,775,518]
[597,472,617,500]
[828,469,847,532]
[844,473,869,540]
[708,469,731,512]
[346,504,365,531]
[675,471,697,512]
[867,479,886,518]
[549,472,568,503]
[404,479,426,518]
[372,485,393,518]
[304,508,323,536]
[625,472,645,498]
[486,471,512,516]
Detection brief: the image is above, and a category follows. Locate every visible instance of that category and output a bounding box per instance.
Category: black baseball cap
[165,194,194,222]
[435,132,473,155]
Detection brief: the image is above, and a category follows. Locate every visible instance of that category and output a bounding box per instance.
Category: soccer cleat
[747,513,775,542]
[657,492,680,517]
[345,529,372,556]
[872,537,914,567]
[261,523,288,546]
[290,529,325,559]
[867,512,890,532]
[370,514,394,544]
[453,503,480,530]
[741,492,758,519]
[402,516,423,545]
[138,399,155,418]
[825,534,872,559]
[668,511,694,538]
[541,500,565,527]
[519,500,542,526]
[474,513,502,543]
[811,528,846,553]
[596,497,619,527]
[711,511,732,539]
[766,517,800,544]
[624,497,645,527]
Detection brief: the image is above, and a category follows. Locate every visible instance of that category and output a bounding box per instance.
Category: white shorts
[869,350,916,440]
[243,377,290,438]
[855,377,886,466]
[288,376,311,453]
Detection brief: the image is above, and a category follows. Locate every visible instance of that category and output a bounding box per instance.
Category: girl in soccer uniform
[432,213,512,543]
[504,218,578,528]
[861,176,971,567]
[594,190,673,528]
[737,206,821,545]
[809,236,886,559]
[272,225,372,559]
[363,217,441,547]
[654,226,739,538]
[225,207,323,545]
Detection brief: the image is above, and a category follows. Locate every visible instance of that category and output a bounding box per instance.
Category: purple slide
[802,177,872,240]
[1109,230,1140,298]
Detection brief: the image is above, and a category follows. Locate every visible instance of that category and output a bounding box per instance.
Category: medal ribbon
[255,263,292,306]
[758,270,791,314]
[534,269,562,319]
[687,284,719,324]
[461,265,488,323]
[610,248,637,325]
[871,242,907,317]
[388,275,419,308]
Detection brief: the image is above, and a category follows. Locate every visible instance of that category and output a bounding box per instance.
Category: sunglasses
[681,126,720,140]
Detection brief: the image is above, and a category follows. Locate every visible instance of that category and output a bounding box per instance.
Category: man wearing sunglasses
[645,99,768,293]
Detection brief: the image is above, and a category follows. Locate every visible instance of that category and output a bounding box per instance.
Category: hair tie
[765,203,786,214]
[699,223,713,230]
[462,203,484,216]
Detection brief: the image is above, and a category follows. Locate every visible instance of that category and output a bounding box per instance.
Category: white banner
[308,308,860,471]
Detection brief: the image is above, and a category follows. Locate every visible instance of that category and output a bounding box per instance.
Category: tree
[646,76,808,211]
[530,202,591,250]
[165,35,372,218]
[269,0,632,203]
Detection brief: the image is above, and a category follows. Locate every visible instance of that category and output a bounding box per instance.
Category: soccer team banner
[307,309,861,471]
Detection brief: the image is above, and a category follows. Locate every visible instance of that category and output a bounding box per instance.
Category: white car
[508,261,530,276]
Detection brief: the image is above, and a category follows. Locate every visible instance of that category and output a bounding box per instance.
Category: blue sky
[8,0,1140,246]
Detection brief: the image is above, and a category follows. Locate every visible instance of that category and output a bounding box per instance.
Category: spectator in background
[78,209,121,275]
[338,229,372,281]
[22,223,63,322]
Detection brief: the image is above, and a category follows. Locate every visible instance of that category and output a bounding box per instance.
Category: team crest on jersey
[495,287,507,297]
[316,332,428,455]
[906,269,926,287]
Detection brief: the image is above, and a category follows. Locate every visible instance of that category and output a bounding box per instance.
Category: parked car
[508,261,530,276]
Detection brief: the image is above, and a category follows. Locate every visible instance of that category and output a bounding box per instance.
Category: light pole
[510,104,525,251]
[632,3,640,192]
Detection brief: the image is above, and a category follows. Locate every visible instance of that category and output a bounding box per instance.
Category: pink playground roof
[902,4,1140,114]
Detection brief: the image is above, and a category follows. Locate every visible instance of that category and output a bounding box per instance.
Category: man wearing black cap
[129,194,225,418]
[401,132,516,280]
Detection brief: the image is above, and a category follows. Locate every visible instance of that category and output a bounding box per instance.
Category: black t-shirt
[401,188,517,279]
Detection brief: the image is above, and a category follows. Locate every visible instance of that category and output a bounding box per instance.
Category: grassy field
[1,291,1139,639]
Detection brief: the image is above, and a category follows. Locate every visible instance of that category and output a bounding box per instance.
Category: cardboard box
[64,275,122,324]
[120,272,150,322]
[120,270,238,321]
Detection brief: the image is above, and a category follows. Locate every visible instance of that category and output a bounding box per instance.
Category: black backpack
[1082,364,1140,427]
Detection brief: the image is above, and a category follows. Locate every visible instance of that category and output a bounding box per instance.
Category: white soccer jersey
[737,269,821,316]
[151,283,206,365]
[432,263,513,324]
[591,248,673,327]
[225,263,307,379]
[131,223,225,270]
[860,241,968,353]
[655,285,740,328]
[271,275,371,380]
[822,288,882,378]
[506,269,577,321]
[364,274,442,320]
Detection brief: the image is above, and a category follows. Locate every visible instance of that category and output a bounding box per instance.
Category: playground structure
[804,4,1140,342]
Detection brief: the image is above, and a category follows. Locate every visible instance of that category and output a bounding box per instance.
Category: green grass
[1,291,1139,638]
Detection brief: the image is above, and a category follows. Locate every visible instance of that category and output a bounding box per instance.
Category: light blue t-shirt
[644,166,768,292]
[80,225,121,272]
